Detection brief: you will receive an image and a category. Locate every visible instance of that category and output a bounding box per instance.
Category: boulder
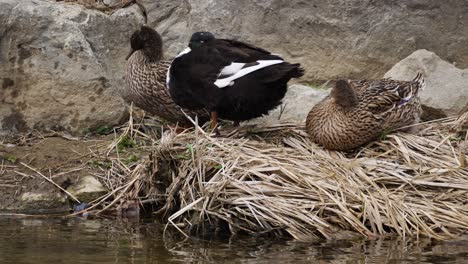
[0,0,145,135]
[68,175,107,203]
[2,0,467,135]
[20,191,69,213]
[142,0,468,81]
[385,49,468,117]
[258,84,330,123]
[103,0,121,6]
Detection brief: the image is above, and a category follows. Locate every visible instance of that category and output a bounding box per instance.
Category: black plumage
[168,32,304,130]
[123,26,208,126]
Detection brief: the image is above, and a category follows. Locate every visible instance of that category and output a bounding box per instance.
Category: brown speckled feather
[124,51,208,125]
[306,74,424,151]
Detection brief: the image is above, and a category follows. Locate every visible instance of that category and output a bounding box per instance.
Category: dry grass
[82,109,468,241]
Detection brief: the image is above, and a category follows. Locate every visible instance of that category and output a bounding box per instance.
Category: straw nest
[85,109,468,241]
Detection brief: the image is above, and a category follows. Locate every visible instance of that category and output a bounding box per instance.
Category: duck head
[189,31,215,49]
[331,80,358,109]
[127,25,163,62]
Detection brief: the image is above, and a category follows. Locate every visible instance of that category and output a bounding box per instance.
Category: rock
[384,49,468,117]
[0,0,146,135]
[103,0,121,6]
[68,176,107,203]
[20,191,69,213]
[142,0,468,81]
[258,84,330,123]
[3,0,467,134]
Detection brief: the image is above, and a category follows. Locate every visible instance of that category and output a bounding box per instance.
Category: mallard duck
[306,73,424,151]
[124,26,208,126]
[167,31,304,131]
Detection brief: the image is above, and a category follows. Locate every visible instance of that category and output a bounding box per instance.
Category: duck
[306,73,425,151]
[167,31,304,132]
[124,26,208,126]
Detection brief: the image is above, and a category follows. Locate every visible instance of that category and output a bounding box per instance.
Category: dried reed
[90,111,468,241]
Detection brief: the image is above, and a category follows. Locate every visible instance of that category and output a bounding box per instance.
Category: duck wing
[169,44,231,110]
[214,39,280,62]
[199,39,288,88]
[169,38,298,109]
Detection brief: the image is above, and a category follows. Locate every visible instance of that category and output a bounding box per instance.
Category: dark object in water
[73,202,89,213]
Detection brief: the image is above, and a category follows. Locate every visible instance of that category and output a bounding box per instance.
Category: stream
[0,217,467,263]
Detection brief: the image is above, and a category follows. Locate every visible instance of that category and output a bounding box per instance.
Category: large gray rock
[258,84,330,123]
[0,0,145,135]
[2,0,467,135]
[143,0,468,81]
[385,49,468,117]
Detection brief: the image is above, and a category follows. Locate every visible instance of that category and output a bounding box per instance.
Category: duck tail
[261,62,304,83]
[331,80,358,108]
[412,72,425,93]
[288,63,305,79]
[394,73,424,107]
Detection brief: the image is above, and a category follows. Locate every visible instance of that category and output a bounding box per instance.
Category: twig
[20,162,80,203]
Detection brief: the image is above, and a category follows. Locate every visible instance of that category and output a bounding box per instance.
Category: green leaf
[123,154,139,165]
[118,136,136,151]
[95,126,112,135]
[2,154,17,163]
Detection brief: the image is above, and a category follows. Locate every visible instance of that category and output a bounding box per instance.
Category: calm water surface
[0,217,467,263]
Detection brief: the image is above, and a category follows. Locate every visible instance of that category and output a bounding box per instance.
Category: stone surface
[68,175,107,203]
[20,191,69,213]
[385,49,468,117]
[258,85,330,123]
[2,0,467,135]
[103,0,121,6]
[143,0,468,81]
[0,0,146,135]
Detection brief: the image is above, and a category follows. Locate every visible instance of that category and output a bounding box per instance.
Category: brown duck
[124,26,208,125]
[306,73,424,151]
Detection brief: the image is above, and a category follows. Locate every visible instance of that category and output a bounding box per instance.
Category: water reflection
[0,217,466,263]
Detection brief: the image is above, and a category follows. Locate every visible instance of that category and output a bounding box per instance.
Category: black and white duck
[124,26,208,126]
[167,31,304,132]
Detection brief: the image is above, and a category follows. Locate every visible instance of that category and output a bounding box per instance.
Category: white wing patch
[175,47,191,58]
[219,62,246,77]
[166,64,171,89]
[214,60,284,88]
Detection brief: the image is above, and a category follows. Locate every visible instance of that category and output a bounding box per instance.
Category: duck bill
[126,49,135,60]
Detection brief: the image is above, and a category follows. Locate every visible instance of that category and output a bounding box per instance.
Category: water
[0,217,467,264]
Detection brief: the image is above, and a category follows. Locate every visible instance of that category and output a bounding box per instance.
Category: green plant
[95,126,112,135]
[175,144,195,160]
[88,159,112,169]
[82,128,91,135]
[2,154,17,163]
[448,135,463,142]
[379,128,394,140]
[123,154,139,165]
[186,143,194,154]
[117,136,136,151]
[175,154,191,160]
